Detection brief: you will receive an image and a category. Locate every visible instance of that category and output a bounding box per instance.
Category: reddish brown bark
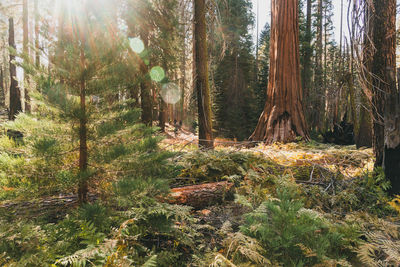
[194,0,213,149]
[250,0,309,144]
[167,181,234,209]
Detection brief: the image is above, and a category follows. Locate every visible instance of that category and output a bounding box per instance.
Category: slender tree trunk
[313,0,323,131]
[334,0,344,126]
[302,0,312,111]
[180,5,186,123]
[139,30,153,126]
[159,97,167,131]
[0,67,4,107]
[34,0,40,67]
[348,0,358,142]
[194,0,213,149]
[78,20,88,204]
[249,0,309,143]
[8,18,22,120]
[23,0,30,113]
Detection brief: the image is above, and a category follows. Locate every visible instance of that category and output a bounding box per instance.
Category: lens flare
[161,82,181,104]
[149,66,165,82]
[129,37,144,53]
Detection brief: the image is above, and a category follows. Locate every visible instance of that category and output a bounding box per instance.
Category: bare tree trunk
[334,0,344,126]
[356,91,372,148]
[194,0,213,149]
[0,67,4,107]
[371,0,394,167]
[356,0,373,148]
[302,0,312,111]
[78,18,88,204]
[249,0,309,144]
[139,30,153,126]
[312,0,323,131]
[8,18,22,120]
[159,97,167,131]
[34,0,40,67]
[180,5,186,123]
[375,0,400,194]
[23,0,30,113]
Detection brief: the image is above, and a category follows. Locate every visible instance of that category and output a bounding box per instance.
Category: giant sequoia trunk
[8,18,22,120]
[250,0,309,144]
[194,0,213,149]
[371,0,395,167]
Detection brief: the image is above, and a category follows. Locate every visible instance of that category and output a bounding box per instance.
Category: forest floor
[0,123,375,222]
[161,122,374,178]
[1,122,399,266]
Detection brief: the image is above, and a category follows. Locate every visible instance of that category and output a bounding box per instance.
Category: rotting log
[167,181,234,209]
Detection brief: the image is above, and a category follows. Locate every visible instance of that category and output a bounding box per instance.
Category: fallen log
[167,181,234,209]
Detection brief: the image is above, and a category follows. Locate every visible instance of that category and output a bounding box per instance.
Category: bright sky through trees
[251,0,350,46]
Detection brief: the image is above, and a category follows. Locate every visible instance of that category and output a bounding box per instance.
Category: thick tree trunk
[23,0,30,113]
[194,0,214,149]
[34,0,40,67]
[371,0,394,167]
[167,181,234,209]
[376,0,400,194]
[8,18,22,120]
[249,0,309,144]
[356,1,373,149]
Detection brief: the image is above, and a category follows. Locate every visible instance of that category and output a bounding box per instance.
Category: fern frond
[141,255,158,267]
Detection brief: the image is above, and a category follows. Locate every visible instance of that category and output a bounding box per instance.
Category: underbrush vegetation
[1,125,400,266]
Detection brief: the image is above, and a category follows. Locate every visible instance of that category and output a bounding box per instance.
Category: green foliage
[240,188,353,266]
[178,150,265,185]
[255,23,270,117]
[212,0,258,140]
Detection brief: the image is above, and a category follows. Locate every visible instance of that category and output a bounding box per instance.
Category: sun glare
[150,66,165,82]
[161,83,181,104]
[129,37,145,54]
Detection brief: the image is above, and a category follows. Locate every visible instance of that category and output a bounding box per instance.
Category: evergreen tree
[254,23,270,118]
[33,0,143,203]
[213,0,256,140]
